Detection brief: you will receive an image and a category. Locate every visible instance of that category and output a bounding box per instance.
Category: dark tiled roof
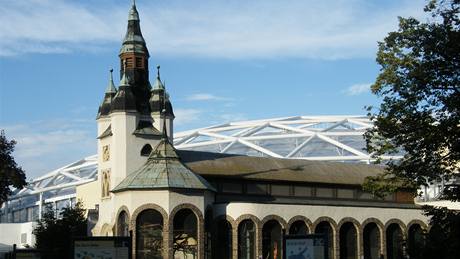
[177,150,385,186]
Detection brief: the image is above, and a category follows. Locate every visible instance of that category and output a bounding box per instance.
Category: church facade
[80,2,429,259]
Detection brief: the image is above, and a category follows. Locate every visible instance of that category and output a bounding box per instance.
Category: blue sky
[0,0,428,179]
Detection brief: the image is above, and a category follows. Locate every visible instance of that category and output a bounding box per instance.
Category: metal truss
[3,115,406,219]
[174,115,401,162]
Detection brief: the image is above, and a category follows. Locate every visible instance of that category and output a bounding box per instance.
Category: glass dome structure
[2,115,406,223]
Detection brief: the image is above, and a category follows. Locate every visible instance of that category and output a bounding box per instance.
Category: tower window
[136,57,143,68]
[141,144,152,156]
[125,57,134,68]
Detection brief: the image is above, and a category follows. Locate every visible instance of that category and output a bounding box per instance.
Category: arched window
[173,209,198,258]
[363,223,381,259]
[214,219,232,259]
[140,144,152,156]
[238,219,256,259]
[386,223,404,259]
[407,224,425,259]
[339,222,358,259]
[289,220,308,235]
[262,220,283,259]
[315,221,334,259]
[117,211,129,237]
[136,209,163,259]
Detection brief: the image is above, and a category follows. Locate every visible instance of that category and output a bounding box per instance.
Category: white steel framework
[2,115,408,223]
[174,115,402,162]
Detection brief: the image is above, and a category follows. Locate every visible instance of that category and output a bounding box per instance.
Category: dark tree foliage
[364,0,460,198]
[364,1,460,258]
[33,201,87,259]
[0,130,26,204]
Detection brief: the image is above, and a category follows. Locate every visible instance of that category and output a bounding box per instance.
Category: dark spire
[119,1,148,57]
[149,65,175,117]
[97,68,118,118]
[106,68,117,94]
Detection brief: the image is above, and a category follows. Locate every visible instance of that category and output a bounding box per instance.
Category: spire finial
[120,61,130,86]
[157,65,160,78]
[106,67,117,93]
[133,0,136,7]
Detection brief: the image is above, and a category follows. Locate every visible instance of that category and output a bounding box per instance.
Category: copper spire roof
[112,128,215,193]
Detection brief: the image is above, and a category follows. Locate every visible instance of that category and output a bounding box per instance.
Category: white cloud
[0,0,427,59]
[186,93,230,101]
[344,83,371,96]
[174,108,202,126]
[1,119,95,179]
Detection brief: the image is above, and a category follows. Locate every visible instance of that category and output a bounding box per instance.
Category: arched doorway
[407,224,424,259]
[363,223,381,259]
[214,218,232,259]
[262,220,283,259]
[386,223,404,259]
[173,209,198,259]
[315,221,334,259]
[339,222,358,259]
[289,220,308,235]
[136,209,164,259]
[238,219,256,259]
[117,210,129,236]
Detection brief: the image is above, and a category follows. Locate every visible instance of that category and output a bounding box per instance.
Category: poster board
[283,234,327,259]
[73,236,131,259]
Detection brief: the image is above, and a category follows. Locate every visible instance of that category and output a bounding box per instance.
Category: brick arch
[235,214,262,259]
[214,214,236,230]
[337,217,361,259]
[312,216,338,259]
[312,216,338,232]
[114,205,131,235]
[287,215,313,234]
[360,218,385,258]
[130,203,169,259]
[384,218,407,234]
[406,219,428,235]
[169,203,205,259]
[261,214,288,230]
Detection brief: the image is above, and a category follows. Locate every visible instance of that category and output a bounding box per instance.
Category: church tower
[95,1,175,228]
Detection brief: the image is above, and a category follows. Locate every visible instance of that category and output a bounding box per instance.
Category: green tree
[33,201,87,259]
[364,0,459,258]
[0,130,26,204]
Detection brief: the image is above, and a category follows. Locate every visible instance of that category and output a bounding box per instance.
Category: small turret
[149,66,174,117]
[97,69,118,118]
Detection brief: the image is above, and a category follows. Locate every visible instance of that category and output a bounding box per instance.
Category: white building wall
[0,222,36,249]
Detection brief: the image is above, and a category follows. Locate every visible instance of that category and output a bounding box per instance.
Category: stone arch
[235,214,261,259]
[287,215,313,234]
[361,218,385,259]
[312,216,338,231]
[261,214,287,229]
[312,217,338,259]
[100,223,113,236]
[115,205,131,236]
[406,219,428,235]
[385,219,406,259]
[169,203,205,259]
[337,217,361,259]
[384,218,407,233]
[130,203,168,258]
